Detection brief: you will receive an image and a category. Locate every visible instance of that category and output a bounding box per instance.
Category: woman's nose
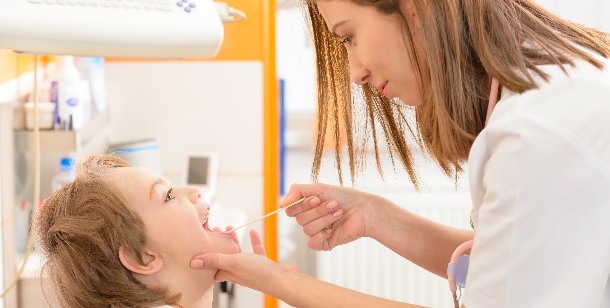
[348,52,369,85]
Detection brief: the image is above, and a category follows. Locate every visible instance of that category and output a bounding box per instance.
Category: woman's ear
[401,0,419,25]
[118,246,164,275]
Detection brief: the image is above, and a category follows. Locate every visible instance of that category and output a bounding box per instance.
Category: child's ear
[118,246,164,275]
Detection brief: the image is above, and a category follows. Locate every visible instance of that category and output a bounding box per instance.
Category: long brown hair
[35,155,179,307]
[305,0,610,187]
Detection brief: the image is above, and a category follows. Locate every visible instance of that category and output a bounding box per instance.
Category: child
[35,154,248,307]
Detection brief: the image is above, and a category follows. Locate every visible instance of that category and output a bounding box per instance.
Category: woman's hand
[190,229,298,297]
[281,183,383,251]
[193,227,424,308]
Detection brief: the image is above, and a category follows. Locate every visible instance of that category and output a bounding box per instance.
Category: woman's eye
[340,35,353,45]
[165,188,175,202]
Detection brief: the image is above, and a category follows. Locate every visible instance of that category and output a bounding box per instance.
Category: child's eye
[165,188,175,202]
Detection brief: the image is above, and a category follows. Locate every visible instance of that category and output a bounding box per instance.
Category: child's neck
[173,286,214,308]
[157,263,216,307]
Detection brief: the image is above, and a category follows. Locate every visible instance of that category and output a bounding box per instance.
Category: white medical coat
[464,55,610,307]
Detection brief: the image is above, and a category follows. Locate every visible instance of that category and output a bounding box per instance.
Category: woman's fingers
[191,252,224,270]
[190,252,235,282]
[285,196,319,217]
[293,200,338,225]
[191,252,282,293]
[280,183,328,212]
[249,230,266,256]
[301,207,344,236]
[307,228,334,251]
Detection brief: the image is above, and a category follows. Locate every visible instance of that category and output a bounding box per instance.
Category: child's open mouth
[202,208,213,232]
[200,207,236,235]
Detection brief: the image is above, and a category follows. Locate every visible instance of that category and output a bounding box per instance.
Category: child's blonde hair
[35,155,180,307]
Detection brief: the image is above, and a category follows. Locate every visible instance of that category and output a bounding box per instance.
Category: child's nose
[188,189,202,204]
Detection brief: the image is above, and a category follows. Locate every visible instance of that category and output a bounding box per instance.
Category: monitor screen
[188,157,209,185]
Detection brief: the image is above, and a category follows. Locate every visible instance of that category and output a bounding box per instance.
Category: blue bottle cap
[60,157,75,172]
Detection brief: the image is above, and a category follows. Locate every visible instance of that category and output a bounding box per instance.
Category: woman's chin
[398,94,423,107]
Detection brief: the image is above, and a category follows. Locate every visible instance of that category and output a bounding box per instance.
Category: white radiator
[316,191,472,308]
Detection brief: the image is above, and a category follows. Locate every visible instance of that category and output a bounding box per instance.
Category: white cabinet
[0,103,18,308]
[14,111,109,154]
[0,103,110,308]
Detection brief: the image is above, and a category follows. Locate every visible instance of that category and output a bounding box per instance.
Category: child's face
[108,167,238,266]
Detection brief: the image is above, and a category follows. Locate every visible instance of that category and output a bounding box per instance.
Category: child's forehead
[104,167,168,211]
[106,167,159,191]
[108,166,155,178]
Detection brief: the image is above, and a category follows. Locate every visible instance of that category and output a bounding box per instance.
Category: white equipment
[185,152,219,203]
[0,0,225,59]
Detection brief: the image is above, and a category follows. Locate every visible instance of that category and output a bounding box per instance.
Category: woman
[35,155,261,308]
[191,0,610,307]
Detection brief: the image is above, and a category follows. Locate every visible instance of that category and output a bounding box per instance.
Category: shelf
[14,111,110,154]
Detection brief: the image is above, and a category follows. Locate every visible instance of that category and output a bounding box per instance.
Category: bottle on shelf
[48,56,90,130]
[51,156,76,192]
[75,56,107,117]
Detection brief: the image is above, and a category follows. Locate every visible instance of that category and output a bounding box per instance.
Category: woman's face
[317,0,422,106]
[109,167,238,266]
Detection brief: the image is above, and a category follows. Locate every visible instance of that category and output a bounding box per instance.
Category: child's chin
[208,232,240,254]
[214,241,239,255]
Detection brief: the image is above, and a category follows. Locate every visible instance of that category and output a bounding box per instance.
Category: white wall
[0,70,39,308]
[0,105,8,308]
[276,7,316,115]
[105,61,264,308]
[536,0,610,32]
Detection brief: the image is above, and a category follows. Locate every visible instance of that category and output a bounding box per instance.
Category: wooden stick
[222,197,306,233]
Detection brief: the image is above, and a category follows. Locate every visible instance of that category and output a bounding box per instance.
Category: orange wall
[214,0,263,61]
[0,51,36,84]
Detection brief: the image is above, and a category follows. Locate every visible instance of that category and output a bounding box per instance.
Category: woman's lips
[377,81,389,97]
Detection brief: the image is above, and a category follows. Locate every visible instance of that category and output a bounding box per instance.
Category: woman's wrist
[362,194,398,239]
[276,268,309,306]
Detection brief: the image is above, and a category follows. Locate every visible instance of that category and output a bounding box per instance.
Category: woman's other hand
[281,183,381,251]
[190,229,299,297]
